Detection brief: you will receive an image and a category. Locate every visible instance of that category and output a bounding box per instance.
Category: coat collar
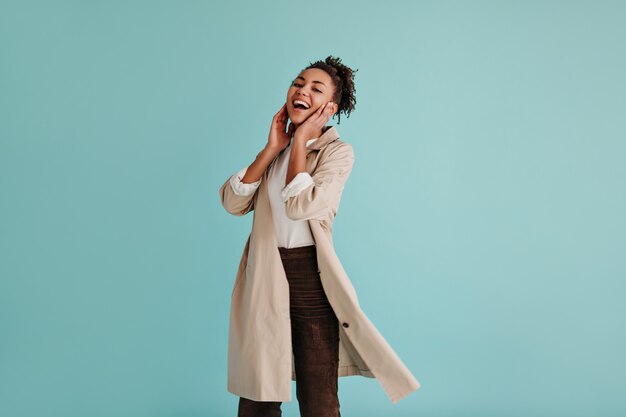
[305,125,340,154]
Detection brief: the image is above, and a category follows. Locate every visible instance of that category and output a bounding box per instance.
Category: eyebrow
[295,76,327,87]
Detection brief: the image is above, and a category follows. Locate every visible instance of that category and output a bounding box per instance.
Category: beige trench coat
[218,125,421,404]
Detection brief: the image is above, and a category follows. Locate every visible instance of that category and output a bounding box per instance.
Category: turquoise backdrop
[1,1,624,416]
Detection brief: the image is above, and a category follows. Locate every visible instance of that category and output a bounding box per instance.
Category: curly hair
[302,55,358,125]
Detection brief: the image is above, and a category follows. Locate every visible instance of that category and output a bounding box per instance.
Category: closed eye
[292,82,322,93]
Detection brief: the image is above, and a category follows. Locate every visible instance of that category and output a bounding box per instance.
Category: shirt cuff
[229,166,261,196]
[281,172,314,202]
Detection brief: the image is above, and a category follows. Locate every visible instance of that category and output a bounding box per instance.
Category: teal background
[1,1,624,416]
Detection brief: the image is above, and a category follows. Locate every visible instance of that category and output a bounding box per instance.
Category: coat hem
[227,382,292,403]
[338,364,375,378]
[378,374,421,404]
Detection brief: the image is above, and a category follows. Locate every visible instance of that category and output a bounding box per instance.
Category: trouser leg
[279,244,341,417]
[237,396,282,417]
[292,312,341,417]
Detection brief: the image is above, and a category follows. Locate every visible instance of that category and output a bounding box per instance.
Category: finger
[313,102,329,121]
[323,101,333,115]
[275,102,287,117]
[278,105,288,122]
[319,102,332,121]
[320,102,332,123]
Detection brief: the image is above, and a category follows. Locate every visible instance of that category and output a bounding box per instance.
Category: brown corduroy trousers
[237,244,341,417]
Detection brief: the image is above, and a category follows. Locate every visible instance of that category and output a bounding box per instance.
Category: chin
[287,113,303,124]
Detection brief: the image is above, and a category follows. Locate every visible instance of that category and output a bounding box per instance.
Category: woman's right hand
[266,102,294,153]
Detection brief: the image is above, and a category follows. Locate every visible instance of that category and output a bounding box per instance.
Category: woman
[219,56,420,417]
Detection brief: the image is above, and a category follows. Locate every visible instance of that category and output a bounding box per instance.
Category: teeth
[293,100,310,109]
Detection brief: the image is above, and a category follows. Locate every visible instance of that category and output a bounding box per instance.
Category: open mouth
[292,99,310,112]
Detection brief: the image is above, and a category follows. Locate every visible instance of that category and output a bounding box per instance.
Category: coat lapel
[306,125,340,154]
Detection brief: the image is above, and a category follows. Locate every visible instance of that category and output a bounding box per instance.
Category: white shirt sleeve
[229,166,261,196]
[281,172,314,202]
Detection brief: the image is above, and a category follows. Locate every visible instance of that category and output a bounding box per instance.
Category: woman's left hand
[294,101,335,143]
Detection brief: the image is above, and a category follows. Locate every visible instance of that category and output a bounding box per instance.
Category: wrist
[262,144,282,157]
[293,132,310,144]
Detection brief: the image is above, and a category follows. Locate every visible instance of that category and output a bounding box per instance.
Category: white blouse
[228,138,318,249]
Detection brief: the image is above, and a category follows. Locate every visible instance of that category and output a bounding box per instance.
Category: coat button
[342,322,349,328]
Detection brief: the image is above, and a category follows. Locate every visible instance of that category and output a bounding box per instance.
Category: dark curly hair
[301,55,358,125]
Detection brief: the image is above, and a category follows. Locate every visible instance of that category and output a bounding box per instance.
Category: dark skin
[241,68,338,186]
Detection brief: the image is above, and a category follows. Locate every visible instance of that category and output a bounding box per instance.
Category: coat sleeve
[229,166,262,196]
[283,142,355,222]
[219,151,265,216]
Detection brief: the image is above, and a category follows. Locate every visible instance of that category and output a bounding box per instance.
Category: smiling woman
[287,57,357,126]
[219,55,420,417]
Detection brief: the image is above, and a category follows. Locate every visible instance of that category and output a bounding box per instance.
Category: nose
[296,86,309,97]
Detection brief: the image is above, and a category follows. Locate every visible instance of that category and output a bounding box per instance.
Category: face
[286,68,338,127]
